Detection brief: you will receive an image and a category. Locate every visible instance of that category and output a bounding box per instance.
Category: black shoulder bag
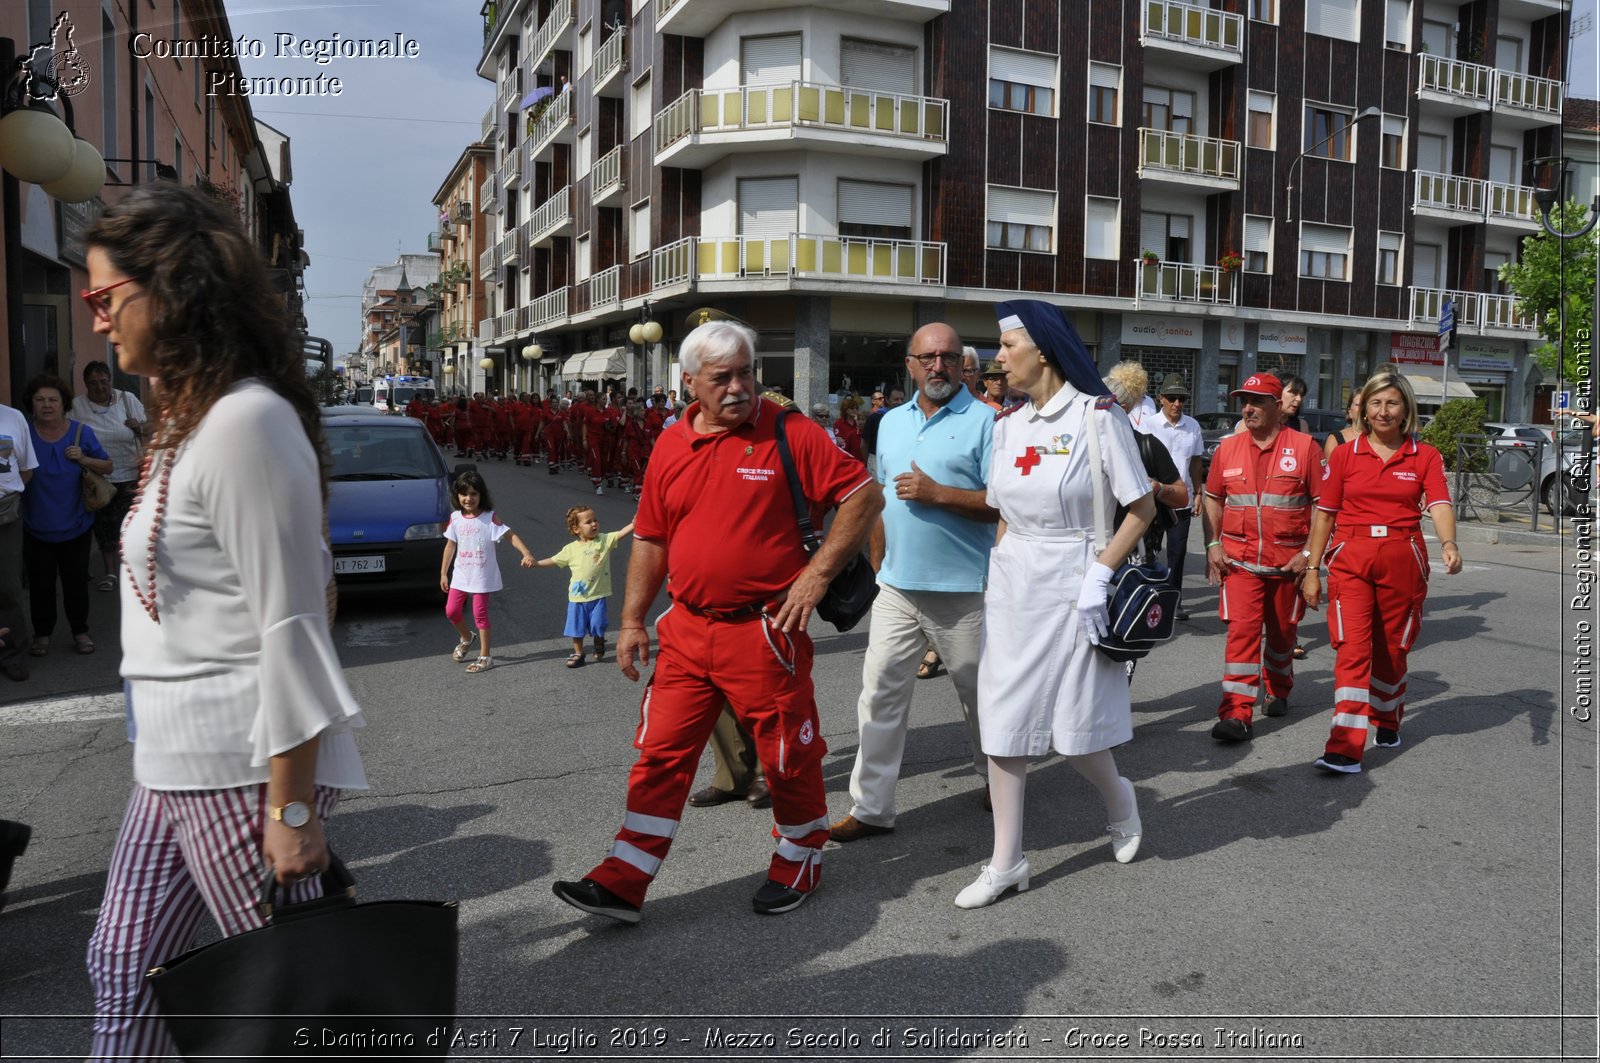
[772,409,878,632]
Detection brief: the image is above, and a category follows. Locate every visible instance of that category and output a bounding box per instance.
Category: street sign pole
[1439,298,1455,407]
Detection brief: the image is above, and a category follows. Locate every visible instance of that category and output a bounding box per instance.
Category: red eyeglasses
[80,277,137,321]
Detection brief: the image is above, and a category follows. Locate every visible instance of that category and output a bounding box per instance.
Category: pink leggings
[446,588,492,629]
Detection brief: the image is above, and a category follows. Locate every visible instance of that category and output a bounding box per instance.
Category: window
[1244,215,1272,273]
[1381,115,1405,168]
[989,47,1056,117]
[1484,251,1510,294]
[1377,231,1403,285]
[1306,0,1359,39]
[838,180,913,240]
[1249,0,1276,22]
[1143,85,1195,134]
[1385,0,1411,49]
[1421,19,1453,59]
[1247,91,1275,149]
[577,129,592,177]
[578,25,592,76]
[630,200,651,259]
[576,234,591,283]
[1496,35,1524,74]
[1140,212,1192,262]
[987,186,1056,253]
[738,176,799,237]
[630,75,652,139]
[1413,242,1442,288]
[1088,64,1120,125]
[1304,104,1356,161]
[1490,144,1517,186]
[741,33,802,85]
[841,39,916,94]
[1416,131,1447,174]
[1083,196,1120,260]
[173,136,183,182]
[1299,223,1351,280]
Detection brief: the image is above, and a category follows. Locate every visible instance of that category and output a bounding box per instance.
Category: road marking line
[0,691,124,726]
[342,619,413,647]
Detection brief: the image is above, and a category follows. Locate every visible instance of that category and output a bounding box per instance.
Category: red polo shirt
[1317,434,1451,532]
[636,398,872,611]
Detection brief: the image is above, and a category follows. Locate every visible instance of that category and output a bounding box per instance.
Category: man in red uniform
[542,396,566,475]
[1201,373,1324,742]
[553,319,882,923]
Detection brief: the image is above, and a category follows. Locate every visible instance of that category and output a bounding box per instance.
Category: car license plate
[334,555,386,574]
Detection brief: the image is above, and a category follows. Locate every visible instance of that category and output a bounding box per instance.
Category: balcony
[695,233,945,286]
[479,176,500,214]
[499,308,517,337]
[499,149,519,188]
[1415,55,1492,115]
[497,64,521,110]
[530,90,575,162]
[1412,170,1540,230]
[586,265,621,311]
[479,247,496,279]
[427,230,446,253]
[481,104,497,142]
[592,145,625,206]
[527,0,574,72]
[499,230,520,266]
[478,316,496,343]
[455,201,473,224]
[1136,128,1239,192]
[1410,287,1482,330]
[517,304,534,332]
[1140,0,1243,70]
[655,82,948,169]
[1492,69,1563,128]
[1481,292,1537,331]
[1484,180,1539,230]
[595,29,626,98]
[1499,0,1568,17]
[655,0,946,36]
[652,237,698,291]
[531,287,569,330]
[529,186,573,247]
[1136,259,1236,306]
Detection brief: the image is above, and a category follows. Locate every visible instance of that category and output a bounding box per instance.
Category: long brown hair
[85,183,325,488]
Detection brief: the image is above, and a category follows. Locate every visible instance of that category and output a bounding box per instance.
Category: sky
[226,0,1600,361]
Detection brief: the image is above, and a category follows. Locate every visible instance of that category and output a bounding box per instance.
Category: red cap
[1231,373,1283,401]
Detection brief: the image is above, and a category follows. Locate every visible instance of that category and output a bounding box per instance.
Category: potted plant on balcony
[1217,250,1242,272]
[1141,248,1161,266]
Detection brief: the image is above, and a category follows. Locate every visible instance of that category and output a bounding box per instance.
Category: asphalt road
[1,451,1594,1061]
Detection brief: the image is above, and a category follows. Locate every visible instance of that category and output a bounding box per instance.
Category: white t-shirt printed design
[445,510,511,593]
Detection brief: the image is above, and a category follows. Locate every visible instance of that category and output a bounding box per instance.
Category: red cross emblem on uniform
[1015,447,1042,475]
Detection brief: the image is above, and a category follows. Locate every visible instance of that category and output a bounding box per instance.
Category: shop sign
[1257,326,1308,355]
[1122,313,1202,349]
[1220,321,1245,350]
[1389,332,1443,366]
[1455,338,1516,373]
[57,198,103,268]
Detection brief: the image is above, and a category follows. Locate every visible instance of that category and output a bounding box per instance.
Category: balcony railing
[478,247,496,279]
[531,287,569,330]
[499,308,517,337]
[1417,54,1492,105]
[652,237,697,290]
[592,145,624,203]
[497,65,521,109]
[498,150,518,187]
[1410,287,1483,330]
[530,90,574,158]
[528,0,573,71]
[587,265,621,309]
[594,27,626,88]
[499,230,519,265]
[1485,180,1538,226]
[529,186,572,245]
[478,317,496,343]
[479,176,499,214]
[1493,69,1563,116]
[427,230,445,252]
[1137,259,1236,305]
[696,233,945,285]
[1142,0,1243,56]
[1481,292,1537,330]
[655,82,948,156]
[517,304,534,332]
[1137,128,1239,184]
[455,201,473,223]
[481,105,497,141]
[1414,170,1538,227]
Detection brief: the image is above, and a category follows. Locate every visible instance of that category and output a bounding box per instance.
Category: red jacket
[1206,427,1324,573]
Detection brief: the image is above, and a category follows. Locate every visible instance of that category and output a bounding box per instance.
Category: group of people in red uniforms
[406,387,680,496]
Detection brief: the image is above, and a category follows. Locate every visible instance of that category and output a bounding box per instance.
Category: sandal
[29,637,48,658]
[1292,643,1309,660]
[451,632,477,662]
[465,656,493,673]
[95,575,117,592]
[74,634,95,655]
[916,652,945,680]
[565,652,586,669]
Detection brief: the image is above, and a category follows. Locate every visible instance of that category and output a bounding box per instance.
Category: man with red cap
[1201,373,1324,741]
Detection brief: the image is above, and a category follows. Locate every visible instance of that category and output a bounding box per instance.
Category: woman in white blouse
[81,184,366,1060]
[69,360,146,590]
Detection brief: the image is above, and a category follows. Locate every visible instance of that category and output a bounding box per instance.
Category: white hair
[962,345,978,368]
[680,320,756,376]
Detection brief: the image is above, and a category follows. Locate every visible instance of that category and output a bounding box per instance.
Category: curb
[1426,513,1576,548]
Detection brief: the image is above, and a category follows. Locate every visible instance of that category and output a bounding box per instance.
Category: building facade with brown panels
[473,0,1571,419]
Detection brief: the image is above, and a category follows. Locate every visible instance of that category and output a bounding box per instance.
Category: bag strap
[773,409,822,555]
[72,421,84,449]
[1083,396,1110,554]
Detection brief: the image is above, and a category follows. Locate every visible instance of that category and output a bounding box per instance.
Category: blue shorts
[564,598,608,639]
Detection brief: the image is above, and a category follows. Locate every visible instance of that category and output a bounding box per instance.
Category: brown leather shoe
[744,778,771,808]
[687,785,743,808]
[829,815,893,842]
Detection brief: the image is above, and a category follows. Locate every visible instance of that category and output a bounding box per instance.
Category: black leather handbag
[146,854,458,1060]
[773,410,878,632]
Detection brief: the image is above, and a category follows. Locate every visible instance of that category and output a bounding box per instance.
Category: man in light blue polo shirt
[831,323,998,842]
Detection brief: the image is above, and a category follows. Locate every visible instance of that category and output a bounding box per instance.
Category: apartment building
[472,0,1570,418]
[431,144,496,395]
[358,254,441,380]
[1,1,306,403]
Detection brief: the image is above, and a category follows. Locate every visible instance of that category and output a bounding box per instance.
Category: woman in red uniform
[1301,372,1462,774]
[450,396,474,458]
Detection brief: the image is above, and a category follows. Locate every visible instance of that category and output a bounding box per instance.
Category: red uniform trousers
[585,437,608,487]
[1217,569,1305,721]
[544,422,566,470]
[1322,529,1429,761]
[586,606,830,908]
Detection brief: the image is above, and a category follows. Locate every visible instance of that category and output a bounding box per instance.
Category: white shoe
[595,484,604,496]
[954,857,1030,909]
[1106,777,1141,864]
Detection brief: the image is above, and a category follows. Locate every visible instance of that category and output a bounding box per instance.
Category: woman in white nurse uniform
[955,300,1156,909]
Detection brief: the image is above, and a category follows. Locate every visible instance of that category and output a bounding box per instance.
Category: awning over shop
[560,347,629,379]
[1402,372,1479,403]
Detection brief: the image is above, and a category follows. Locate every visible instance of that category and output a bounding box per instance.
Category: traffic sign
[1438,299,1454,336]
[1558,390,1572,411]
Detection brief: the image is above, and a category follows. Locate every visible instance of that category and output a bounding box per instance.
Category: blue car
[323,412,469,594]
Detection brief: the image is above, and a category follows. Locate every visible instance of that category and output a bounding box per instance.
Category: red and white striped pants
[86,783,338,1061]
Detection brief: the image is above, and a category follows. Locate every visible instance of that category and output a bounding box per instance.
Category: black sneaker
[1374,729,1401,748]
[1314,753,1362,774]
[1175,608,1190,622]
[1263,693,1289,718]
[552,878,641,924]
[1210,717,1253,743]
[751,878,818,915]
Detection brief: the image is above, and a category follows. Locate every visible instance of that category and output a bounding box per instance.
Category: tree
[1497,199,1598,388]
[307,365,343,406]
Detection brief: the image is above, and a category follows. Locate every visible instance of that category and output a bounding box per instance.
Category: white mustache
[720,395,749,407]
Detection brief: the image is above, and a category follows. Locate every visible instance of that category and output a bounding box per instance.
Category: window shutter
[1379,231,1403,253]
[741,34,802,86]
[1089,63,1120,89]
[739,177,799,237]
[987,186,1055,224]
[1300,223,1350,254]
[841,39,916,95]
[1385,0,1410,46]
[1306,0,1360,39]
[1414,243,1441,288]
[1244,215,1271,252]
[1083,197,1119,259]
[1140,212,1169,254]
[576,235,591,283]
[990,47,1056,88]
[838,180,913,229]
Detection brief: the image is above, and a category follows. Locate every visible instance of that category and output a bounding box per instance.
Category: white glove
[1075,562,1115,645]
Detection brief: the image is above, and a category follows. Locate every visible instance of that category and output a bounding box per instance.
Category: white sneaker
[1106,777,1142,863]
[954,857,1030,909]
[595,484,604,496]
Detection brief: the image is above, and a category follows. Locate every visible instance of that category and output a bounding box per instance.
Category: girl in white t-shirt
[440,470,534,673]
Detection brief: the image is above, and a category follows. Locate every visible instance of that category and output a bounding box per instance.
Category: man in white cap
[1139,372,1204,620]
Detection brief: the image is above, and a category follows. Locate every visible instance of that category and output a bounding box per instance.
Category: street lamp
[629,301,663,390]
[1285,105,1382,225]
[0,40,105,201]
[1528,156,1600,241]
[522,341,540,396]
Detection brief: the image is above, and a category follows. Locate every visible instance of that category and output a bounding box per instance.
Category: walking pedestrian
[1137,371,1204,621]
[0,400,38,682]
[441,469,536,674]
[535,505,633,667]
[69,361,146,590]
